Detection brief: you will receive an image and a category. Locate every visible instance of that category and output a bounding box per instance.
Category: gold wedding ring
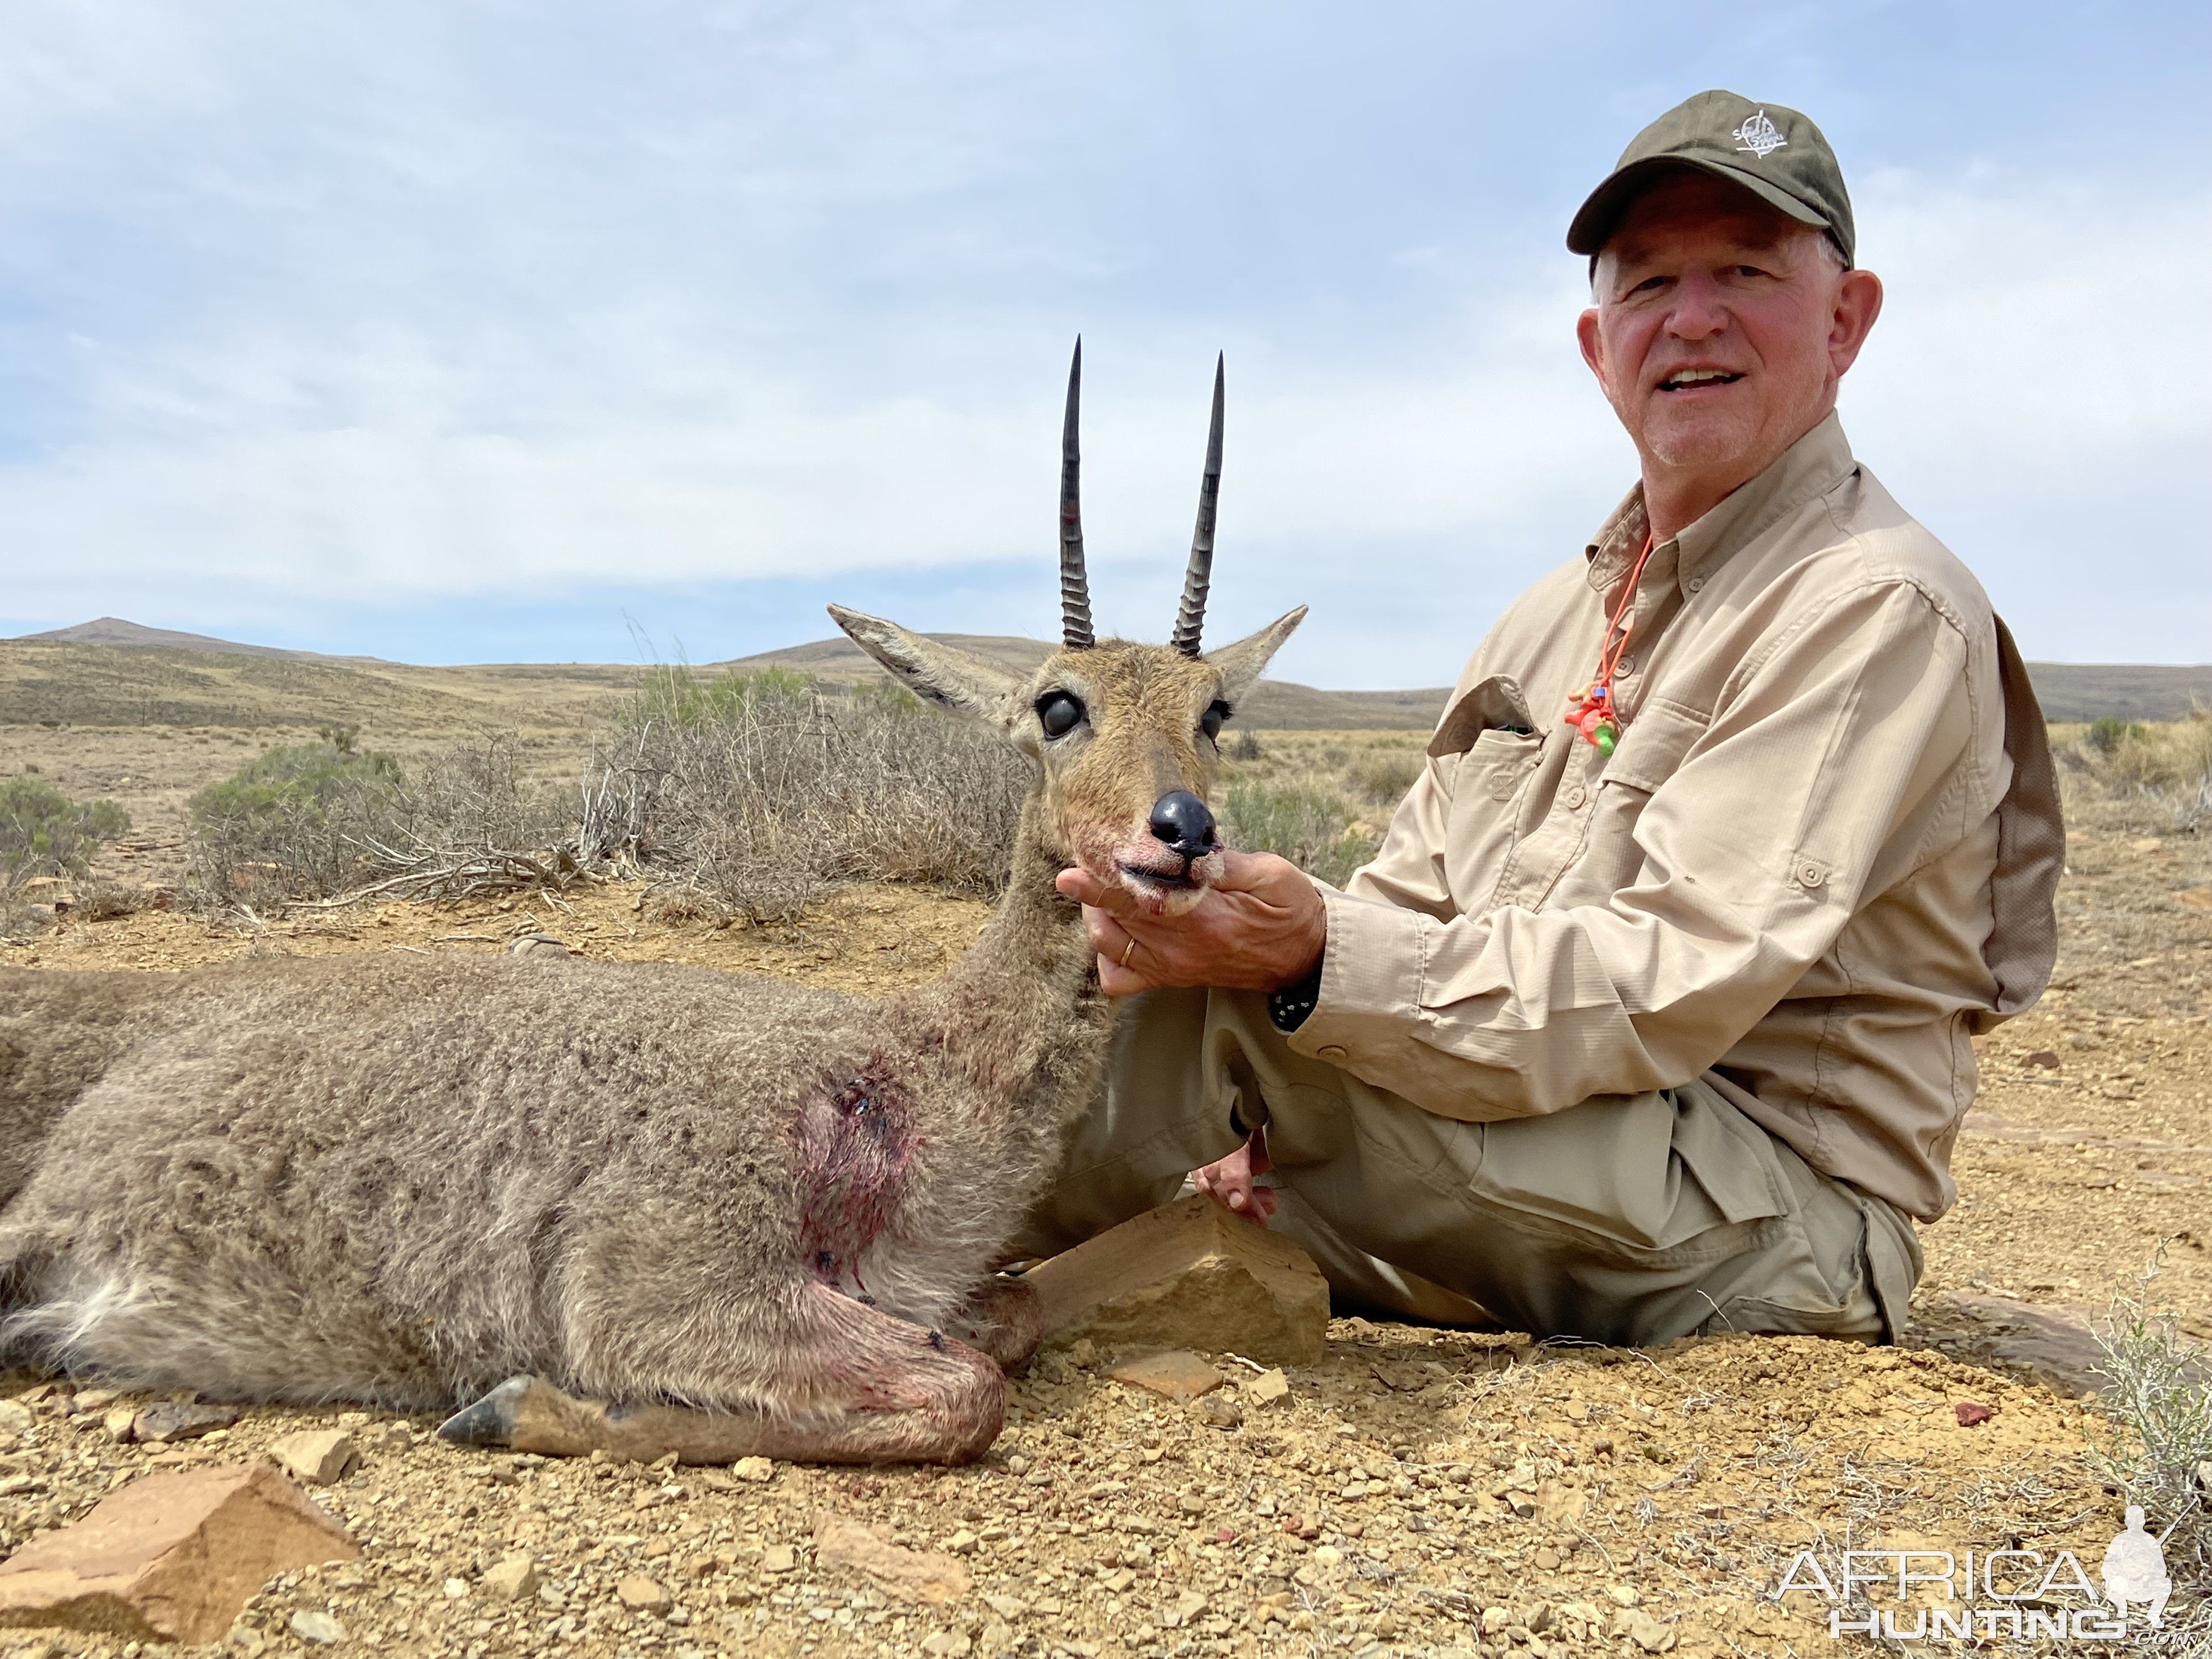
[1120,939,1137,969]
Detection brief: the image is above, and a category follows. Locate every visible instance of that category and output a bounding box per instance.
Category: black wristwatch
[1267,960,1325,1033]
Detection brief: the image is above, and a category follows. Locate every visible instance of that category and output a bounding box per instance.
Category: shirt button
[1561,784,1588,810]
[1615,654,1636,677]
[1317,1045,1348,1062]
[1686,575,1705,594]
[1796,860,1827,889]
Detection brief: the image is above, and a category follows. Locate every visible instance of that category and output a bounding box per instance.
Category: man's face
[1577,170,1880,484]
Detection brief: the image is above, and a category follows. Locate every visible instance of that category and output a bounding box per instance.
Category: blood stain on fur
[796,1056,918,1284]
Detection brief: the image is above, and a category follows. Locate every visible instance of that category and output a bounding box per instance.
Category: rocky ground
[4,785,2210,1659]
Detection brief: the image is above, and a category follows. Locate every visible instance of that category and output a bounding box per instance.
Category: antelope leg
[946,1273,1045,1371]
[438,1291,1005,1465]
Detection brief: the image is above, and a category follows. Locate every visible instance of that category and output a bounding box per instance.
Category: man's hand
[1055,850,1327,998]
[1192,1125,1277,1223]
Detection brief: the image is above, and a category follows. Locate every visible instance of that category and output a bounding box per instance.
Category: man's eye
[1037,691,1085,738]
[1200,699,1231,742]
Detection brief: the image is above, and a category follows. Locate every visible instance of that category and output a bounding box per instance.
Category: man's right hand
[1192,1125,1277,1223]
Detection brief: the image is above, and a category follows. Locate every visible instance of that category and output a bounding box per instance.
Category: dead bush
[2066,711,2212,831]
[577,669,1028,923]
[188,733,570,907]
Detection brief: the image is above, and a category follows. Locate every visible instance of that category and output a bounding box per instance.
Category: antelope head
[831,341,1305,916]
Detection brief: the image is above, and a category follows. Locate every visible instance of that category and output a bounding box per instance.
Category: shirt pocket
[1442,725,1547,904]
[1568,696,1712,900]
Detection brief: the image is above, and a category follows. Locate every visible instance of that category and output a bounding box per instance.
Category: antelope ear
[828,605,1021,719]
[1203,606,1306,706]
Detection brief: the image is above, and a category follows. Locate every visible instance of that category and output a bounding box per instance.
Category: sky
[3,2,2207,687]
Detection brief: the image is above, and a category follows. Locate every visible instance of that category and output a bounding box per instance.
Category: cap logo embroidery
[1731,109,1787,159]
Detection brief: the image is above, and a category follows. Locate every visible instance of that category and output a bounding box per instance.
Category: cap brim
[1566,155,1829,256]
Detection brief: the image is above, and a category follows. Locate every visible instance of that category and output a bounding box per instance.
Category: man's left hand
[1056,850,1327,997]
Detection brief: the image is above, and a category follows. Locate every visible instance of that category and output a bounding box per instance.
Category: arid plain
[4,631,2211,1659]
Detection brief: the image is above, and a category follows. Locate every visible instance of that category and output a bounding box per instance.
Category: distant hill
[715,633,1451,730]
[6,619,2206,730]
[14,617,391,664]
[2021,663,2212,724]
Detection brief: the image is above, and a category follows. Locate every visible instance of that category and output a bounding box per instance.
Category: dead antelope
[0,342,1302,1465]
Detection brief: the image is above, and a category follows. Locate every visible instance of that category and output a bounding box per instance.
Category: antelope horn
[1058,339,1094,650]
[1170,353,1224,657]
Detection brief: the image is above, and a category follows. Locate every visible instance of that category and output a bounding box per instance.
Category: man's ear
[828,605,1020,719]
[1203,606,1306,706]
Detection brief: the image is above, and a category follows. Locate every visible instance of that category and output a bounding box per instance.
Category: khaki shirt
[1293,414,2063,1222]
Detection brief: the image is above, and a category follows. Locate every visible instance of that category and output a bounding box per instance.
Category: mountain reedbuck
[0,344,1302,1465]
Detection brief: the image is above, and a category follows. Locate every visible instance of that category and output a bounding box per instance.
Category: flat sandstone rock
[1108,1350,1225,1401]
[1021,1193,1329,1366]
[0,1463,358,1643]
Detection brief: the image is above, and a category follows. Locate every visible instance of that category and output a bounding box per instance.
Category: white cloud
[2,4,2205,680]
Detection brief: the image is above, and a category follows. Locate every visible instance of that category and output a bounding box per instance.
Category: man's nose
[1664,268,1730,340]
[1148,791,1217,862]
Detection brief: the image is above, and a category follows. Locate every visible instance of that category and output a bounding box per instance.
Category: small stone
[1065,1339,1097,1368]
[1955,1402,1996,1427]
[508,934,572,958]
[288,1609,347,1645]
[984,1593,1026,1618]
[0,1400,31,1435]
[1614,1609,1676,1652]
[105,1406,140,1443]
[268,1430,360,1487]
[1187,1392,1243,1429]
[0,1464,357,1644]
[761,1544,797,1573]
[731,1455,775,1483]
[131,1402,239,1443]
[919,1635,971,1657]
[816,1517,972,1605]
[1604,1584,1639,1607]
[482,1551,538,1600]
[1534,1546,1561,1570]
[945,1529,979,1555]
[616,1575,671,1611]
[442,1576,470,1599]
[1108,1350,1224,1402]
[1242,1368,1291,1404]
[1312,1545,1344,1566]
[71,1388,123,1415]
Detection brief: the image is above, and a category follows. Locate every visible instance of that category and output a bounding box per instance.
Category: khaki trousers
[1015,988,1921,1347]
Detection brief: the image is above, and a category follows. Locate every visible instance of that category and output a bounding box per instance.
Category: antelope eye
[1200,699,1231,742]
[1036,691,1085,739]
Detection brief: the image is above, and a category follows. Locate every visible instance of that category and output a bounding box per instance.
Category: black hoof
[437,1374,537,1447]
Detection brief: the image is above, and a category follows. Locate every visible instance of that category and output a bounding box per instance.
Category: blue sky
[3,2,2207,685]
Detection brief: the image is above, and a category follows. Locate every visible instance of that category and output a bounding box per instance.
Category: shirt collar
[1584,411,1858,596]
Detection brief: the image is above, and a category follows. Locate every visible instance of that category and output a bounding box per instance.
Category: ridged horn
[1169,353,1225,656]
[1058,339,1094,649]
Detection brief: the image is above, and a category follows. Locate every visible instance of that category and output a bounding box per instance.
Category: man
[1021,91,2064,1345]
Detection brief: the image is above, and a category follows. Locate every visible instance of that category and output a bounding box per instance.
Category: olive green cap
[1567,90,1855,267]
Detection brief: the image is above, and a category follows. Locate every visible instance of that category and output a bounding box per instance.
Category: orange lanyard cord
[1564,531,1655,756]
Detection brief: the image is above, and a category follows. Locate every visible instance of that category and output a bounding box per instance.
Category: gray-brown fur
[0,609,1300,1465]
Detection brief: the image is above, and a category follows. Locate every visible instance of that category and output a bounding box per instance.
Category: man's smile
[1656,366,1746,392]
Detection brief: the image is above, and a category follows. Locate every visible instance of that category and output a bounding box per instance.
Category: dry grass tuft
[2063,712,2212,831]
[575,668,1028,924]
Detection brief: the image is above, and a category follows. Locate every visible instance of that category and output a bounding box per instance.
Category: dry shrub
[188,734,568,907]
[577,669,1028,923]
[1,776,132,935]
[2068,711,2212,830]
[2092,1254,2212,1599]
[1346,751,1424,805]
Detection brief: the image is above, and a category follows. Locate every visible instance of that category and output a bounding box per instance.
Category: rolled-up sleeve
[1289,578,1984,1120]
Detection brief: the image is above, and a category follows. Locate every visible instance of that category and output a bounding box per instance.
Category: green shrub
[1222,780,1378,888]
[188,741,405,903]
[0,777,131,882]
[2087,716,2147,754]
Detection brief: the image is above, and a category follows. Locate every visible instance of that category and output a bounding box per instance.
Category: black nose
[1148,791,1217,861]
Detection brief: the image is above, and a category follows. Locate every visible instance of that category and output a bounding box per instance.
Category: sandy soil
[3,769,2210,1658]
